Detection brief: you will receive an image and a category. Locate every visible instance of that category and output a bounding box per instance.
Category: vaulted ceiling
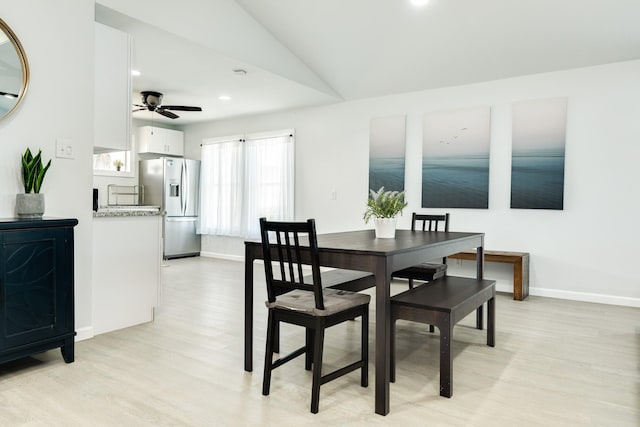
[96,0,640,124]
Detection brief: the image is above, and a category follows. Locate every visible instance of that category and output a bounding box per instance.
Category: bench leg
[513,255,530,301]
[475,305,483,330]
[439,316,453,398]
[487,297,495,347]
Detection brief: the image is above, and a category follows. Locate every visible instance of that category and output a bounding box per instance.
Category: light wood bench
[448,250,529,301]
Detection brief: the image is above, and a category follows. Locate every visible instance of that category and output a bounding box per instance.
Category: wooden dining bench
[390,275,496,398]
[448,250,529,301]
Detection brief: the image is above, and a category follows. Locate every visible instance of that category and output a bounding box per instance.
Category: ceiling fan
[132,91,202,119]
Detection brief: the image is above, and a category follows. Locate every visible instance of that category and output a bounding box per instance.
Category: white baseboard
[198,257,640,308]
[529,287,640,308]
[75,326,94,342]
[200,251,244,262]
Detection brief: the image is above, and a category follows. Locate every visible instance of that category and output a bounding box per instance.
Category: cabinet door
[94,23,131,152]
[138,126,166,154]
[164,128,184,156]
[138,126,184,156]
[0,228,73,349]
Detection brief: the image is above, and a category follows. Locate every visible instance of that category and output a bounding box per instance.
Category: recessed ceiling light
[410,0,430,6]
[218,95,232,101]
[131,69,141,76]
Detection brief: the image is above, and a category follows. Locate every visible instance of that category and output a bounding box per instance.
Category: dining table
[244,228,485,415]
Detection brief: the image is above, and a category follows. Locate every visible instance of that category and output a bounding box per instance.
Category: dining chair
[259,217,370,414]
[392,213,450,289]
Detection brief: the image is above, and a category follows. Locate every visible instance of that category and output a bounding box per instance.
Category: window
[198,130,294,238]
[93,146,133,176]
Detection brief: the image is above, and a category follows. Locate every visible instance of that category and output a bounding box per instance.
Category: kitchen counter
[93,206,161,217]
[92,212,161,335]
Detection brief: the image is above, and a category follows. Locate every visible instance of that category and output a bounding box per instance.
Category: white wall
[185,60,640,307]
[0,1,95,338]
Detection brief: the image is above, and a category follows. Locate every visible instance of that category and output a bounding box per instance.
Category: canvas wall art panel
[369,115,406,192]
[422,107,491,208]
[511,97,567,210]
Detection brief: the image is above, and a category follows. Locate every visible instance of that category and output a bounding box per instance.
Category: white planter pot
[16,193,45,219]
[374,217,397,238]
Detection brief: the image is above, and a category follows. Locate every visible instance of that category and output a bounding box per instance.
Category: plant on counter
[363,186,408,223]
[113,159,123,171]
[21,148,51,193]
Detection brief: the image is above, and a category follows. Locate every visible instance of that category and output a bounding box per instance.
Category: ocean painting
[511,97,567,210]
[422,107,491,208]
[369,115,406,192]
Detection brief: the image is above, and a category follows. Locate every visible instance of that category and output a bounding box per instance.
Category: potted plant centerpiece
[363,187,408,238]
[16,148,51,218]
[113,159,123,171]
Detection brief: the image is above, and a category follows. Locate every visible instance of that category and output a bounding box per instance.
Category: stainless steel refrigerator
[139,158,201,259]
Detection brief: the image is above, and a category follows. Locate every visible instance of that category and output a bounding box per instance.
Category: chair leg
[262,310,276,396]
[439,316,453,398]
[310,319,325,414]
[390,315,396,383]
[305,328,314,370]
[429,324,435,333]
[361,308,368,387]
[408,278,414,289]
[273,320,280,353]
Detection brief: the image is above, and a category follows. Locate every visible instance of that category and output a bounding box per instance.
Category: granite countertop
[93,206,161,218]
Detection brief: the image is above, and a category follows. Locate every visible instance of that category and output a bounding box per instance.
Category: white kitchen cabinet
[94,22,131,152]
[137,126,184,156]
[92,215,161,335]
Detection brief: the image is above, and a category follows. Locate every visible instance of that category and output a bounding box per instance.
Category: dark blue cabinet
[0,218,77,364]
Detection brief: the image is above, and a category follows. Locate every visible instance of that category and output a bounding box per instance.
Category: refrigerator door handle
[183,161,189,215]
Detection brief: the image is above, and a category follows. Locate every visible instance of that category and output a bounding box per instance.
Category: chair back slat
[260,217,325,310]
[411,213,450,232]
[411,212,450,264]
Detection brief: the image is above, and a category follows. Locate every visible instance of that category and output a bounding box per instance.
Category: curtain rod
[200,134,293,146]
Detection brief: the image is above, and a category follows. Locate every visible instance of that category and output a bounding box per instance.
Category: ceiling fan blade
[132,107,147,112]
[161,105,202,112]
[156,109,179,119]
[132,103,146,108]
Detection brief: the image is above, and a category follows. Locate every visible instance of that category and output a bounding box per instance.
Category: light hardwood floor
[1,257,638,426]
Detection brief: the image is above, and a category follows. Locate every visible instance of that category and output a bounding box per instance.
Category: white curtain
[199,131,294,238]
[198,139,244,236]
[243,134,294,237]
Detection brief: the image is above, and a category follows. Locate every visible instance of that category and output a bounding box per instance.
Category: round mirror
[0,18,29,122]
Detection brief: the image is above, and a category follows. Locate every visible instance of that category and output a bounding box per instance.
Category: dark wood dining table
[244,229,485,415]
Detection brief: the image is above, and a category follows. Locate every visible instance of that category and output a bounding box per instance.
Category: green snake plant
[21,148,51,193]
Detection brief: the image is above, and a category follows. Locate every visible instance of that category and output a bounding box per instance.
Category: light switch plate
[56,138,73,159]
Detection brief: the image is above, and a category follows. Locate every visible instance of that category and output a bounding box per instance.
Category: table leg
[244,246,254,372]
[475,245,484,329]
[374,259,391,415]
